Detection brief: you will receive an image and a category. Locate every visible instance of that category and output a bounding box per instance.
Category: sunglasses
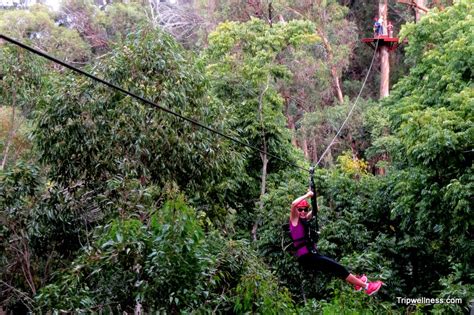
[297,207,309,212]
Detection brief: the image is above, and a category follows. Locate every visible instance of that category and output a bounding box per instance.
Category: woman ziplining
[288,171,384,295]
[285,35,383,295]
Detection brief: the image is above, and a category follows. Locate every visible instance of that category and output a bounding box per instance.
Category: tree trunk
[252,76,270,241]
[311,138,318,164]
[376,152,387,175]
[1,86,17,171]
[379,46,390,98]
[288,114,297,147]
[15,231,36,296]
[331,66,344,103]
[252,150,268,240]
[415,0,428,22]
[373,0,390,174]
[208,0,216,16]
[348,133,358,159]
[379,0,390,98]
[283,92,297,146]
[378,0,388,36]
[301,126,310,159]
[317,28,344,103]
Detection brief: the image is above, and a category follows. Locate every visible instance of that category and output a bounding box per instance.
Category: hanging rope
[307,40,379,241]
[309,166,319,239]
[315,39,380,166]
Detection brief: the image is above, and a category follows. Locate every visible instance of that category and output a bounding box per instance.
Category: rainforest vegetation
[0,0,472,313]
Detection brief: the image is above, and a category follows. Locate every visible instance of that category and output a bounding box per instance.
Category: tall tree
[58,0,108,53]
[378,2,473,307]
[274,0,357,104]
[270,0,358,163]
[0,45,51,169]
[31,27,244,222]
[203,18,319,238]
[378,0,390,98]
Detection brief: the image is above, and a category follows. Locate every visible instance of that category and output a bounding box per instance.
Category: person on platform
[387,21,394,37]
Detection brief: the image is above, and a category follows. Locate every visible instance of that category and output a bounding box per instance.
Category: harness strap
[291,220,315,252]
[309,166,320,243]
[292,236,307,250]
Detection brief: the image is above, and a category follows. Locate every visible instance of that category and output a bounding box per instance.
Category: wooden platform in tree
[361,36,401,52]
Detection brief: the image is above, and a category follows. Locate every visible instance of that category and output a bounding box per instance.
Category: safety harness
[290,219,318,253]
[282,166,320,253]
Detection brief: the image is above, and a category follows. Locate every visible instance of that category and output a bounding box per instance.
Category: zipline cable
[0,34,379,174]
[315,39,379,166]
[0,34,308,171]
[208,41,380,169]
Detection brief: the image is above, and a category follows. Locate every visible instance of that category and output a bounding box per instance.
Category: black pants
[298,251,350,280]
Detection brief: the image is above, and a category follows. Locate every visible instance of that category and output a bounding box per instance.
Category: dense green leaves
[35,198,294,313]
[372,2,472,312]
[1,1,472,313]
[32,28,243,217]
[203,19,318,232]
[0,4,91,62]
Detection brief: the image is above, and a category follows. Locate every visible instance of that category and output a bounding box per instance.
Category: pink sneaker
[365,281,384,296]
[354,274,368,292]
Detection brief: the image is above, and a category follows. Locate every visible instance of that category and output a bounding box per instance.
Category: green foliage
[383,3,473,295]
[336,152,368,176]
[339,2,474,311]
[99,3,147,42]
[0,107,31,167]
[298,287,396,315]
[362,102,394,166]
[203,18,318,231]
[0,45,51,116]
[32,27,243,222]
[271,0,371,164]
[393,2,473,129]
[301,99,369,166]
[314,167,395,283]
[432,268,474,314]
[0,4,91,62]
[0,44,51,168]
[206,19,318,84]
[35,197,294,313]
[201,238,296,314]
[0,161,41,213]
[57,0,108,53]
[234,264,295,314]
[0,162,43,310]
[36,198,204,311]
[274,0,356,76]
[0,161,110,309]
[1,2,473,313]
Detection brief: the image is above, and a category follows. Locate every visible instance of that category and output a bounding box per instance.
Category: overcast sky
[45,0,59,11]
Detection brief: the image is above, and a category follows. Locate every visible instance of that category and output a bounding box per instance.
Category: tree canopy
[0,0,472,313]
